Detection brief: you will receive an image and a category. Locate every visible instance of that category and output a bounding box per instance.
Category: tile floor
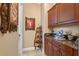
[22,49,45,56]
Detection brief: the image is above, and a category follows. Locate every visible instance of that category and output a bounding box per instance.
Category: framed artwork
[25,17,35,30]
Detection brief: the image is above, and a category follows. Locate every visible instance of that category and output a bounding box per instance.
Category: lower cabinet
[53,45,61,56]
[73,49,78,56]
[44,37,78,56]
[44,38,49,55]
[60,44,73,56]
[44,38,61,56]
[48,42,54,56]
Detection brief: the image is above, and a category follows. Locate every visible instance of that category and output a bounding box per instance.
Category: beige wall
[23,4,41,48]
[53,25,79,35]
[0,32,18,56]
[43,3,56,33]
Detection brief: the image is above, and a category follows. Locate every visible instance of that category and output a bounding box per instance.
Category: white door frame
[18,3,23,56]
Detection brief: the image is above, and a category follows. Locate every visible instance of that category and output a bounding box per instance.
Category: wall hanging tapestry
[0,3,18,33]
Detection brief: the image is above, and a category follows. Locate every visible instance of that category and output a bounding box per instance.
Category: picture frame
[25,17,35,30]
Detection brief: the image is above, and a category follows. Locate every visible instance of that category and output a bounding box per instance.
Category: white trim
[18,3,23,56]
[23,47,35,52]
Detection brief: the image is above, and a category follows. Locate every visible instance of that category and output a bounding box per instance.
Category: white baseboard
[23,47,35,52]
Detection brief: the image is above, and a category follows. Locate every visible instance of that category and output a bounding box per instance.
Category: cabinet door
[48,10,52,28]
[48,42,54,56]
[44,38,49,56]
[58,4,75,24]
[44,38,47,55]
[61,44,73,56]
[51,6,58,27]
[53,45,61,56]
[48,5,58,28]
[76,4,79,22]
[73,49,78,56]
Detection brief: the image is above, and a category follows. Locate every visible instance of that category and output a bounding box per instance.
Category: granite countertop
[57,40,78,49]
[45,36,78,50]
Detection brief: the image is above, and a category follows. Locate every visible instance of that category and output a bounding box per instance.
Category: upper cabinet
[48,3,79,28]
[51,6,58,26]
[75,4,79,22]
[48,5,58,28]
[58,4,75,24]
[48,9,52,28]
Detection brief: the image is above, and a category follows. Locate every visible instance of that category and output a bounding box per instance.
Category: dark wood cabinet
[48,10,52,28]
[73,49,78,56]
[58,4,75,24]
[76,4,79,22]
[53,45,61,56]
[44,37,61,56]
[60,44,73,56]
[48,42,54,56]
[48,5,58,28]
[44,38,49,56]
[48,3,79,28]
[44,36,78,56]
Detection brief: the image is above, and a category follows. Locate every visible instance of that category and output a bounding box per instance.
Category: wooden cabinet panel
[60,44,73,56]
[45,38,61,56]
[73,49,78,56]
[48,10,52,28]
[50,6,58,26]
[48,3,79,28]
[48,42,54,56]
[44,38,47,55]
[53,45,61,56]
[44,38,49,56]
[48,5,58,28]
[44,36,77,56]
[58,4,75,24]
[76,4,79,22]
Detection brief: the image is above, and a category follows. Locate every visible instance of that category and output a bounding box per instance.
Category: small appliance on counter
[53,30,65,40]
